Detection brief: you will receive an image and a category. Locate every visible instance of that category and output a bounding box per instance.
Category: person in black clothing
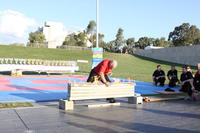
[187,66,195,77]
[167,65,179,87]
[180,66,195,98]
[152,65,166,86]
[194,68,200,91]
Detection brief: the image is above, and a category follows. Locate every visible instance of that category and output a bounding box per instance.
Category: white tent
[144,45,163,50]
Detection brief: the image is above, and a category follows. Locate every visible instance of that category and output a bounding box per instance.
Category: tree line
[28,21,200,52]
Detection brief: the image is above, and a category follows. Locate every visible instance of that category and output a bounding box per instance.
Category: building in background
[39,21,79,48]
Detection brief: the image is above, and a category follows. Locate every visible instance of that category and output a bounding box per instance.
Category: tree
[168,23,200,46]
[153,37,171,47]
[86,20,105,48]
[63,32,87,47]
[103,40,116,52]
[86,20,96,34]
[90,33,104,47]
[28,30,46,43]
[63,36,76,46]
[126,37,135,48]
[114,28,125,52]
[119,37,135,53]
[116,28,123,41]
[75,32,87,47]
[103,28,126,53]
[136,37,152,49]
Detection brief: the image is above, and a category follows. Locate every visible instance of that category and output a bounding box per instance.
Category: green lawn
[0,102,33,109]
[0,45,197,83]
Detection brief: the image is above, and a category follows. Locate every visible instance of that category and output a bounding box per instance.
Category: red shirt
[94,60,112,75]
[195,71,200,77]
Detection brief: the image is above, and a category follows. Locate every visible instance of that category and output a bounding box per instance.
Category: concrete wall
[134,45,200,66]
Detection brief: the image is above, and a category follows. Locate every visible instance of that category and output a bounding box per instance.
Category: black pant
[194,81,200,91]
[154,77,165,86]
[87,69,111,83]
[180,82,192,96]
[168,77,179,87]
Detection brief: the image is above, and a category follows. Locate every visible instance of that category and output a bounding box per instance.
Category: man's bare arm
[99,72,110,86]
[181,79,194,90]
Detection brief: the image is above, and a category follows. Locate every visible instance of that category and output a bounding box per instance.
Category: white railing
[0,58,79,73]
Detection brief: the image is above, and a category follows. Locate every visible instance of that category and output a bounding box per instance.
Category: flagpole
[96,0,99,48]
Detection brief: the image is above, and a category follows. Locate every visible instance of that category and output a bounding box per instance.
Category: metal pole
[96,0,99,48]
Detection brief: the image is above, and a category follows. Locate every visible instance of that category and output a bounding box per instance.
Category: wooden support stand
[59,82,136,111]
[59,99,74,110]
[128,96,143,104]
[88,102,121,108]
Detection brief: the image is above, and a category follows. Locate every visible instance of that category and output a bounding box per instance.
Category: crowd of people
[86,59,200,102]
[152,65,200,99]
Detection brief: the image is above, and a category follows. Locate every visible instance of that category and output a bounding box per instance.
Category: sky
[0,0,200,44]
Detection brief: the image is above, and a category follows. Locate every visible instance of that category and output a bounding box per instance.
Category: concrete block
[59,99,74,110]
[128,96,143,104]
[88,102,120,108]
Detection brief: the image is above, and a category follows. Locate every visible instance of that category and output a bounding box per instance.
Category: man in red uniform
[87,60,118,103]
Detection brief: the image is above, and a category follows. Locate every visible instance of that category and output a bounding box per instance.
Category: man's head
[157,65,161,71]
[182,66,187,73]
[171,65,175,71]
[109,60,118,70]
[187,66,191,72]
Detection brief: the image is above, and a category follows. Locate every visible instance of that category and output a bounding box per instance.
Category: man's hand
[105,82,111,87]
[192,87,195,93]
[108,72,112,76]
[180,81,184,85]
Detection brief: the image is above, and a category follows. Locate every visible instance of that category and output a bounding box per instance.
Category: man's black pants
[180,82,192,96]
[194,79,200,91]
[168,77,179,87]
[87,69,111,83]
[154,77,165,86]
[194,81,200,91]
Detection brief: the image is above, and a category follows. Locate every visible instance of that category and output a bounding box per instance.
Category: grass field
[0,45,197,83]
[0,102,33,108]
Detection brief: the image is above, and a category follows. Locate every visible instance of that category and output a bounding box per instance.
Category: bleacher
[0,58,79,75]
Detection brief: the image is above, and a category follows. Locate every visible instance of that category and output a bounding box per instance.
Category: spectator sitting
[180,66,195,100]
[152,65,166,87]
[167,65,179,87]
[187,66,194,77]
[194,68,200,91]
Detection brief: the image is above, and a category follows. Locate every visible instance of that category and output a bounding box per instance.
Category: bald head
[110,60,118,69]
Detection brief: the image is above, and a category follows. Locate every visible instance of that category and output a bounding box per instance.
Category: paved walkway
[0,99,200,133]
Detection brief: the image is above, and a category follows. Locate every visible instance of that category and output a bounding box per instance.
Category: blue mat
[0,76,180,103]
[111,78,180,95]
